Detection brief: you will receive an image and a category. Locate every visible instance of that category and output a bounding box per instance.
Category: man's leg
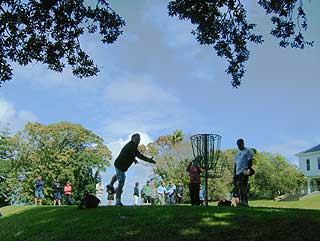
[189,183,196,205]
[134,195,138,205]
[194,183,200,205]
[107,175,118,193]
[109,175,118,186]
[169,195,174,205]
[34,190,39,205]
[236,180,248,206]
[115,168,125,205]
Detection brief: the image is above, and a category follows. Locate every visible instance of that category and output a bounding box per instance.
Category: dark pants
[65,194,73,205]
[176,195,183,204]
[235,173,249,206]
[189,183,200,206]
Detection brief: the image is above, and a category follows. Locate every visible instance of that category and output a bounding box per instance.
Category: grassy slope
[1,196,320,241]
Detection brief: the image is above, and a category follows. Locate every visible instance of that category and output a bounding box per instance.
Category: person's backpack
[217,199,232,206]
[79,191,100,209]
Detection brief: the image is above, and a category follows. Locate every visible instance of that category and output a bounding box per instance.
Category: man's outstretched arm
[135,150,156,164]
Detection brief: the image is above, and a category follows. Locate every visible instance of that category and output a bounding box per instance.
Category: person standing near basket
[234,138,254,207]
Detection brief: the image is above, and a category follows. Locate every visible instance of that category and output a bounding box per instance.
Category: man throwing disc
[107,133,156,206]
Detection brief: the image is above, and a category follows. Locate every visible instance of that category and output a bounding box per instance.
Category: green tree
[0,0,125,85]
[168,0,313,87]
[169,129,184,146]
[0,127,13,175]
[0,127,15,206]
[251,151,304,198]
[6,121,112,204]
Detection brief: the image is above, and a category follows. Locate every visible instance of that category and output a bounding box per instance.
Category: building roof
[302,144,320,154]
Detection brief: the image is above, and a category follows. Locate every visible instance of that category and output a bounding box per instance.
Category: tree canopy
[0,0,125,85]
[0,0,314,87]
[2,121,112,204]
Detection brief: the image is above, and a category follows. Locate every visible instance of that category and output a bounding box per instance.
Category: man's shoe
[115,202,124,206]
[106,185,115,194]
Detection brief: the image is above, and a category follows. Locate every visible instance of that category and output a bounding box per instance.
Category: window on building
[306,159,310,171]
[318,157,320,170]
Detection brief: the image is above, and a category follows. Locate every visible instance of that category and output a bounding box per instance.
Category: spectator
[199,185,205,206]
[150,182,158,206]
[140,186,145,205]
[187,158,202,206]
[166,181,176,205]
[34,175,44,205]
[107,187,115,206]
[95,181,104,204]
[176,182,184,204]
[133,182,139,206]
[64,181,73,205]
[142,181,152,205]
[52,179,61,206]
[157,182,166,206]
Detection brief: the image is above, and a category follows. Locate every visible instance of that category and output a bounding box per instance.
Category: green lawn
[1,196,320,241]
[250,195,320,210]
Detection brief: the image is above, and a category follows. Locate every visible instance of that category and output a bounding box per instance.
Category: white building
[295,144,320,194]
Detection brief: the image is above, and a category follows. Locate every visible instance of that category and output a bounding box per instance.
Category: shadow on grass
[1,205,320,241]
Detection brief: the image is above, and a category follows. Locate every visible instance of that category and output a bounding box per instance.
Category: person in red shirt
[64,181,73,205]
[186,158,202,206]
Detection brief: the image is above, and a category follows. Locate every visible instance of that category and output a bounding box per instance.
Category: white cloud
[0,98,38,133]
[104,77,179,106]
[260,137,320,165]
[13,62,103,93]
[101,76,185,137]
[101,111,179,137]
[143,0,197,50]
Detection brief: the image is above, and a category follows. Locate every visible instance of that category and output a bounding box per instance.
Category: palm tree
[169,130,184,146]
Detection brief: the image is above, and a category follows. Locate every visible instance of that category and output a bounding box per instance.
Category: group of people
[131,180,184,206]
[96,178,206,206]
[185,138,253,207]
[34,175,74,206]
[105,134,254,207]
[32,134,253,207]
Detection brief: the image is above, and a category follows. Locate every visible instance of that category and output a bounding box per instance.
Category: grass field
[1,196,320,241]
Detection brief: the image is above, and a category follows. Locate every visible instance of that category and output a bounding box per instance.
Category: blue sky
[0,0,319,204]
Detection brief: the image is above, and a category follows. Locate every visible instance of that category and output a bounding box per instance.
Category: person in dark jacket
[133,182,139,205]
[52,179,61,206]
[34,175,44,205]
[106,133,156,206]
[176,182,184,204]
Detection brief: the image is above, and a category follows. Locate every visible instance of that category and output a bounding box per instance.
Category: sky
[0,0,319,205]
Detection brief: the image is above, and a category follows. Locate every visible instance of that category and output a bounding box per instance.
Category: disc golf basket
[190,134,225,206]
